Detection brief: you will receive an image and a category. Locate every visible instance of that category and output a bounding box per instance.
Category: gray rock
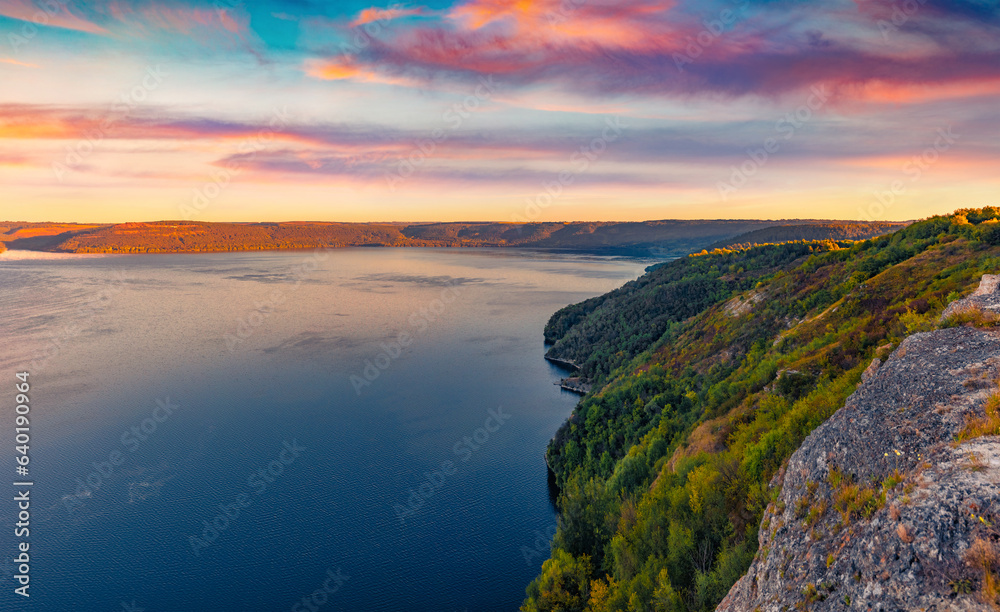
[941,275,1000,321]
[718,325,1000,612]
[862,358,882,384]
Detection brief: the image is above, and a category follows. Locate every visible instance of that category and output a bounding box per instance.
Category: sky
[0,0,997,223]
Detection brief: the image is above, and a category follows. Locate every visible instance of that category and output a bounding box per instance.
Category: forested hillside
[704,222,907,251]
[543,242,848,380]
[524,209,1000,612]
[0,219,903,257]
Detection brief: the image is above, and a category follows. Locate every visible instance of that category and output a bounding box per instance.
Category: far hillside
[0,219,906,257]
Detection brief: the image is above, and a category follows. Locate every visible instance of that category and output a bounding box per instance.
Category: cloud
[0,0,251,45]
[351,5,427,27]
[0,57,38,68]
[0,0,109,34]
[303,0,1000,102]
[3,89,998,194]
[103,0,246,35]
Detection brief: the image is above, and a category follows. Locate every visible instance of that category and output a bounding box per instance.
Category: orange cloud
[448,0,677,50]
[352,5,425,27]
[844,77,1000,105]
[304,57,423,87]
[0,57,38,68]
[0,112,82,139]
[306,56,365,80]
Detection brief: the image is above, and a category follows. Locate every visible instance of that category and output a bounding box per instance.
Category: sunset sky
[0,0,997,223]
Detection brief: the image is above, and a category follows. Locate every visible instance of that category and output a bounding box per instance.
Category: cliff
[718,277,1000,611]
[523,209,1000,612]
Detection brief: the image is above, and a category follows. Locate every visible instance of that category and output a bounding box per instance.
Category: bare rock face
[718,324,1000,611]
[942,275,1000,321]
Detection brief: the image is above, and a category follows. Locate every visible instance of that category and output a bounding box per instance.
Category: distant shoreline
[0,219,908,258]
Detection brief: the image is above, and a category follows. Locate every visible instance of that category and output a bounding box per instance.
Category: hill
[523,209,1000,611]
[0,222,106,251]
[0,219,905,257]
[719,283,1000,611]
[705,222,908,251]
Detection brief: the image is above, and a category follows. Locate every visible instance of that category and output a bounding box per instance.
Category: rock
[558,377,593,395]
[941,274,1000,321]
[724,290,765,318]
[718,325,1000,612]
[861,357,882,384]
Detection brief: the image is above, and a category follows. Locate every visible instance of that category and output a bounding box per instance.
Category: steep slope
[543,242,846,380]
[719,318,1000,611]
[0,222,108,251]
[523,209,1000,612]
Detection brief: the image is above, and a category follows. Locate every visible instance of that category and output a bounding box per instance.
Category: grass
[967,453,989,472]
[957,390,1000,443]
[882,469,904,491]
[827,467,846,489]
[833,481,881,524]
[964,538,1000,609]
[941,308,1000,329]
[805,501,827,527]
[828,467,886,524]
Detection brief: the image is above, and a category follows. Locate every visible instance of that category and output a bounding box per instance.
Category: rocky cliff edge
[718,276,1000,611]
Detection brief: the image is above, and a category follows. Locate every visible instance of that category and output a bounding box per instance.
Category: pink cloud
[0,0,108,34]
[304,0,1000,104]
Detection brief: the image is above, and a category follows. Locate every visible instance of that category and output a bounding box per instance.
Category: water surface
[0,248,649,611]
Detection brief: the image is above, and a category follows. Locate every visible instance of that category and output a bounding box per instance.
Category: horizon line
[2,218,916,226]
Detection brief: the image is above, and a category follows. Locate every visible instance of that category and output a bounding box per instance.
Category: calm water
[0,248,648,612]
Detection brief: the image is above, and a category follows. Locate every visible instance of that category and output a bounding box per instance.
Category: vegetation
[0,219,901,257]
[705,222,907,251]
[544,241,853,379]
[958,387,1000,442]
[965,537,1000,608]
[524,209,1000,612]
